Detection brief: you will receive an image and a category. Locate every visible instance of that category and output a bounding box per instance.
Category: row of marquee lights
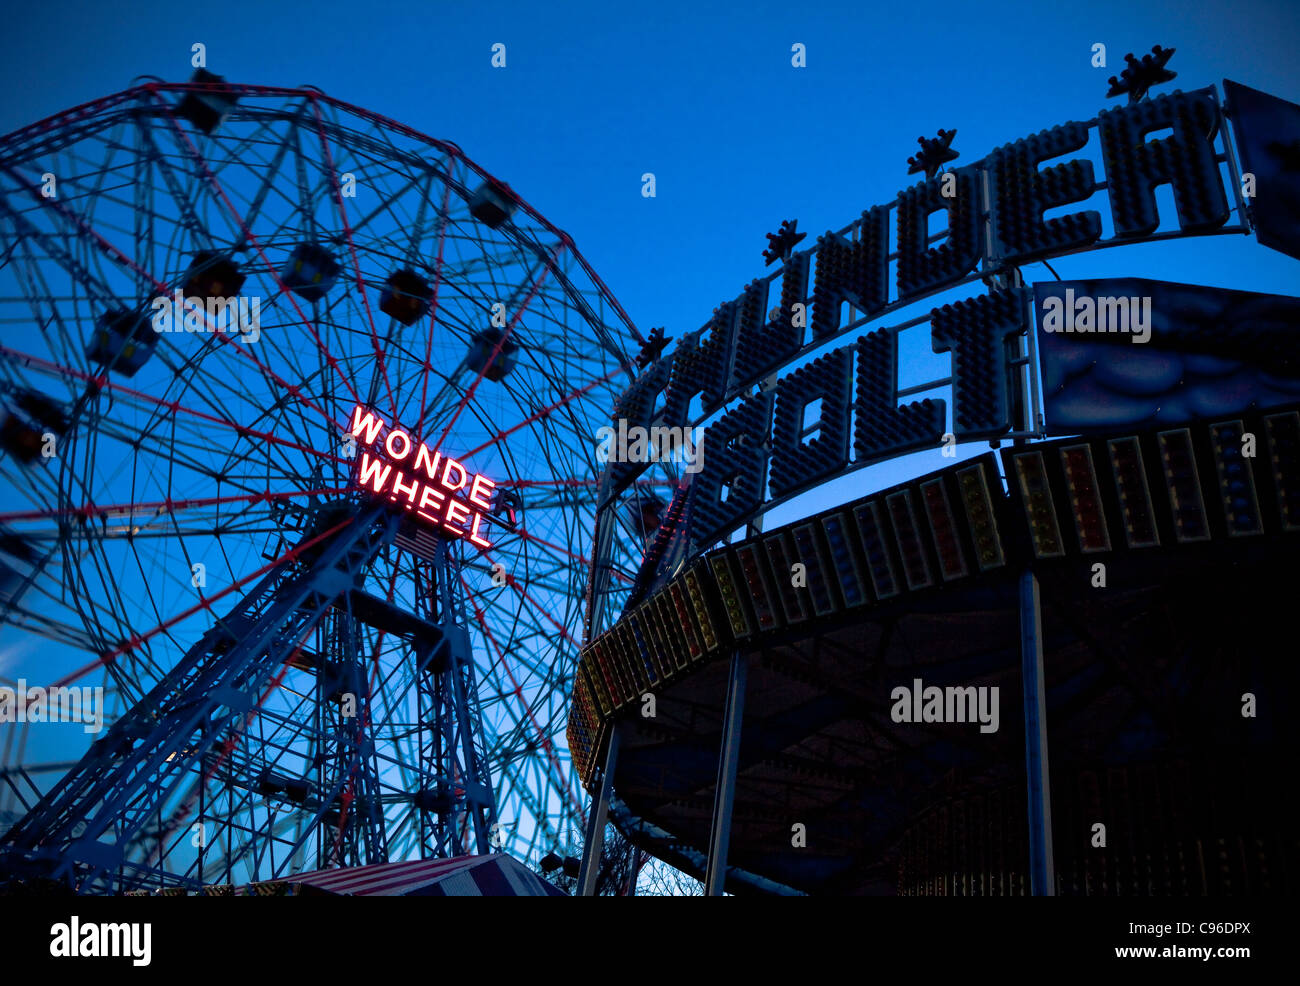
[609,87,1242,551]
[347,405,498,548]
[569,405,1300,786]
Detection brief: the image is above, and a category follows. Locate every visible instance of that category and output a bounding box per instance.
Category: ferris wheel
[0,74,650,891]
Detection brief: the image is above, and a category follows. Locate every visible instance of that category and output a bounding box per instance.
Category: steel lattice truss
[0,79,655,885]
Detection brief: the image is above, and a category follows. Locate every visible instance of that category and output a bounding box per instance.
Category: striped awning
[256,855,565,896]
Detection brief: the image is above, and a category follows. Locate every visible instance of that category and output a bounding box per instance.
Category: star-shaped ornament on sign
[763,219,807,266]
[635,326,672,369]
[1105,45,1176,103]
[907,129,959,181]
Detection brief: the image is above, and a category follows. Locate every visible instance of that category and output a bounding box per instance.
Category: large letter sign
[347,405,498,548]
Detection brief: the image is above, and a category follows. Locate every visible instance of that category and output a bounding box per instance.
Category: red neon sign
[348,405,496,548]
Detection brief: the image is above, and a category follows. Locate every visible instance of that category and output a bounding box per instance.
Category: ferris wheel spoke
[340,168,427,243]
[461,359,632,462]
[429,244,560,453]
[61,537,173,701]
[457,571,583,820]
[479,528,622,595]
[5,179,349,444]
[414,180,456,437]
[0,184,121,331]
[0,487,348,526]
[0,343,353,480]
[0,597,101,652]
[134,113,216,262]
[305,96,396,422]
[36,513,351,693]
[193,109,295,241]
[145,87,364,413]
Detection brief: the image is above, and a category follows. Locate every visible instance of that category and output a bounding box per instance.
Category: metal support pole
[1019,570,1055,895]
[577,723,620,896]
[704,650,747,896]
[1006,210,1052,893]
[1217,85,1255,234]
